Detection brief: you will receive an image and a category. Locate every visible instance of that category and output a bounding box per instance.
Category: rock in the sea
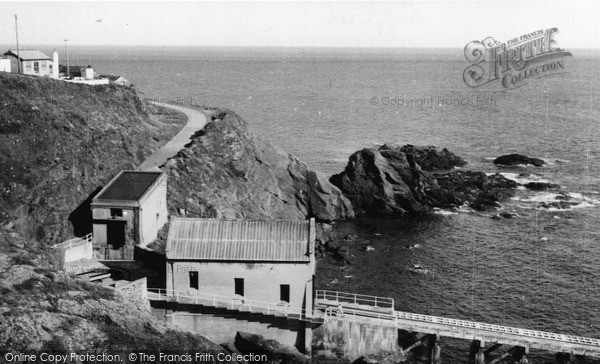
[329,146,460,217]
[164,110,353,222]
[436,171,518,211]
[399,144,467,171]
[331,145,517,216]
[307,170,354,221]
[234,332,310,363]
[493,154,545,167]
[523,182,560,191]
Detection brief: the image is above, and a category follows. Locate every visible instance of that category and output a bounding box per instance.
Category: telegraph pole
[15,14,21,74]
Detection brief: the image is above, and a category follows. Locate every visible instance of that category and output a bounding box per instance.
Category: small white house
[165,217,316,312]
[91,171,168,260]
[3,50,52,77]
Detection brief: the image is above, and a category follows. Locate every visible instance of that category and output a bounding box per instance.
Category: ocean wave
[491,172,552,185]
[433,208,458,215]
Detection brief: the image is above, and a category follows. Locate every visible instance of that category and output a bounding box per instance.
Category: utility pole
[64,39,70,77]
[15,14,21,74]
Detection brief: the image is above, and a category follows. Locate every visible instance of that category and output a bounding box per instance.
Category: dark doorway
[280,284,290,303]
[234,278,244,296]
[69,186,103,237]
[107,221,126,250]
[189,271,199,289]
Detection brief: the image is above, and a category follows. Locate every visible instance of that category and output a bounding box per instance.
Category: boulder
[493,154,545,167]
[234,332,310,363]
[523,182,560,191]
[399,144,467,171]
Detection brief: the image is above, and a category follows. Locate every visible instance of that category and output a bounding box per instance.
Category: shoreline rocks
[493,154,545,167]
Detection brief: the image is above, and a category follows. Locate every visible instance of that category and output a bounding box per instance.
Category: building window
[189,271,198,290]
[34,62,39,73]
[41,62,46,70]
[234,278,244,296]
[280,284,290,303]
[25,63,31,70]
[110,208,123,217]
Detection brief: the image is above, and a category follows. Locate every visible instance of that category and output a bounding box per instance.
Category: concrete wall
[116,277,150,312]
[151,303,306,350]
[60,241,93,264]
[312,319,398,362]
[168,261,313,311]
[138,175,168,247]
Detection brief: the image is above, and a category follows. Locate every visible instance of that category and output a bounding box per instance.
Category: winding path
[137,103,207,171]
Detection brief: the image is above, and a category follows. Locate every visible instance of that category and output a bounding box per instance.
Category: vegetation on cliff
[0,72,186,244]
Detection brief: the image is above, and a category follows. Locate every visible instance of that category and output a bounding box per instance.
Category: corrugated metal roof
[4,50,51,61]
[166,218,311,262]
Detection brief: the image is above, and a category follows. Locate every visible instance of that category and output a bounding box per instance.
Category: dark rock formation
[164,110,353,222]
[329,146,459,217]
[234,332,310,363]
[539,201,577,209]
[523,182,560,191]
[436,171,518,211]
[331,145,518,216]
[493,154,545,167]
[399,144,467,171]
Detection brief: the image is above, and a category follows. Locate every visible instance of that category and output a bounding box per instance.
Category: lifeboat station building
[91,170,168,260]
[162,217,316,349]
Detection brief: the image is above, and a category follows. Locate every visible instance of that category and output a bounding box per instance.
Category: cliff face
[0,230,222,354]
[0,72,186,244]
[164,110,354,221]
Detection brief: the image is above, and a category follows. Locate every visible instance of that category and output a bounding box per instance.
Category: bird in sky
[95,19,102,23]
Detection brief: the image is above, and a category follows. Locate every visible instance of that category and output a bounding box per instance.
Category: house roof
[94,171,163,202]
[166,218,312,262]
[3,50,51,61]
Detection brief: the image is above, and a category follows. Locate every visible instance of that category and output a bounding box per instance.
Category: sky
[0,1,598,49]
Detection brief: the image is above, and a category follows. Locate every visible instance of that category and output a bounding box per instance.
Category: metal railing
[315,290,394,309]
[396,311,600,346]
[147,288,320,322]
[52,233,93,250]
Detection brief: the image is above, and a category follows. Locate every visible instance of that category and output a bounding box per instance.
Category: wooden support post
[518,346,529,364]
[489,346,519,364]
[428,334,441,364]
[471,340,485,364]
[402,333,429,354]
[484,343,503,355]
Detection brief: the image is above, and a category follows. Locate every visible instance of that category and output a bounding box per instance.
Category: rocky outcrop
[329,145,460,217]
[523,182,560,191]
[234,332,310,363]
[164,109,353,222]
[331,145,518,216]
[399,144,467,171]
[493,154,545,167]
[436,171,518,211]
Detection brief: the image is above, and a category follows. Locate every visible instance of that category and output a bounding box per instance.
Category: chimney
[52,49,59,79]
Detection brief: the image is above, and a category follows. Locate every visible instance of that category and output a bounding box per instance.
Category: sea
[58,45,600,362]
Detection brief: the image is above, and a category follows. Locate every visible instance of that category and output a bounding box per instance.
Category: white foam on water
[496,172,552,184]
[433,208,457,215]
